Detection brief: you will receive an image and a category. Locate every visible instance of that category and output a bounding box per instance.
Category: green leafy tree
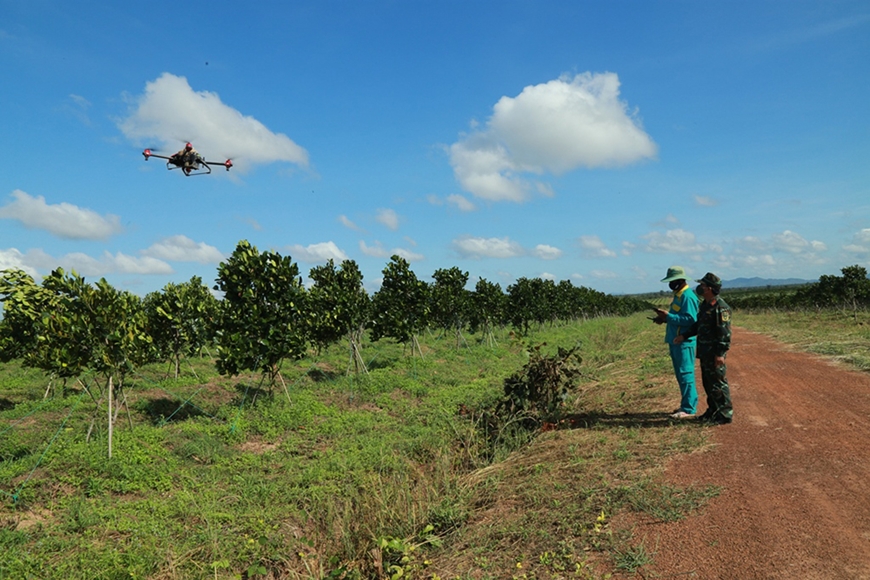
[144,276,218,379]
[429,267,470,348]
[1,268,152,456]
[506,277,538,335]
[213,240,309,395]
[0,269,90,400]
[307,259,371,373]
[468,278,505,347]
[370,255,429,357]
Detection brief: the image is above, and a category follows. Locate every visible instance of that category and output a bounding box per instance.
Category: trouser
[699,355,732,419]
[669,342,697,414]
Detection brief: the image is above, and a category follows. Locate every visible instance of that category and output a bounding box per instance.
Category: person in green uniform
[674,272,733,424]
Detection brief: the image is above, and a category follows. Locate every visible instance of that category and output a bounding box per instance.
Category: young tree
[2,268,152,456]
[429,266,470,348]
[468,278,505,347]
[213,240,309,396]
[0,269,88,394]
[506,277,537,335]
[308,259,371,373]
[370,255,429,357]
[144,276,218,379]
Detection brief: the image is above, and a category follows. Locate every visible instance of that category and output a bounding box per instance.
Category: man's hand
[652,308,667,324]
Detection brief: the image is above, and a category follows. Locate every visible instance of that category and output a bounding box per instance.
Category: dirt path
[627,327,870,579]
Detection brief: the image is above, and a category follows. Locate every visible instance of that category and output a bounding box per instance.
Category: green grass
[0,314,721,579]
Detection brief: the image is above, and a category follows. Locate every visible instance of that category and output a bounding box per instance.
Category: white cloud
[621,241,637,256]
[540,272,556,280]
[694,195,718,207]
[142,235,224,264]
[844,228,870,256]
[375,208,400,231]
[286,241,348,263]
[578,235,617,258]
[19,248,173,277]
[446,194,476,212]
[642,229,706,253]
[0,190,122,240]
[0,248,38,277]
[771,230,810,254]
[730,254,777,268]
[452,236,525,259]
[449,72,657,202]
[590,269,618,279]
[119,73,308,173]
[532,244,563,260]
[358,240,423,262]
[338,215,362,231]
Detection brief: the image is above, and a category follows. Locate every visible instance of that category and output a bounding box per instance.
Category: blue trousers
[669,342,698,414]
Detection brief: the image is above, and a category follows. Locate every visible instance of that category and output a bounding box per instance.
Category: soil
[623,327,870,579]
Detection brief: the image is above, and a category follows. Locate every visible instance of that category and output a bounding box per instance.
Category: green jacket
[682,297,731,358]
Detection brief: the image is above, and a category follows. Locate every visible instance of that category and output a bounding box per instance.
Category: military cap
[697,272,722,290]
[661,266,688,283]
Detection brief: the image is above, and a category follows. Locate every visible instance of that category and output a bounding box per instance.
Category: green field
[1,309,865,579]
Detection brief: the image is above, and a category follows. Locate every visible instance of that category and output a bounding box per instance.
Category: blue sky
[1,1,868,296]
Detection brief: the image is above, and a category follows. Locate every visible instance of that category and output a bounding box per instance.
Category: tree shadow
[562,411,676,429]
[307,367,338,382]
[0,398,15,412]
[232,382,270,404]
[366,357,397,371]
[141,397,207,425]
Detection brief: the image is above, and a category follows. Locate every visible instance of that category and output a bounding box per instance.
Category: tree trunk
[107,375,113,459]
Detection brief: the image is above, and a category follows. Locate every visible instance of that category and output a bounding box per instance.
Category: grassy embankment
[1,312,728,579]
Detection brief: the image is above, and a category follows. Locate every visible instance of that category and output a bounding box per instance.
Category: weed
[613,540,654,573]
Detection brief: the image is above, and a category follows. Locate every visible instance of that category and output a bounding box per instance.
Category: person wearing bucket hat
[675,272,733,424]
[652,266,699,419]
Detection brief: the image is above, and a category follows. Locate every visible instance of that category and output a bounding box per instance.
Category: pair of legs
[698,355,733,422]
[669,342,697,414]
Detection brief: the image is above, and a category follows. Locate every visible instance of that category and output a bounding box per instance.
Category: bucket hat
[661,266,688,283]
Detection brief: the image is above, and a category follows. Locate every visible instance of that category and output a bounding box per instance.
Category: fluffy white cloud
[532,244,563,260]
[286,241,348,263]
[844,228,870,256]
[578,235,617,258]
[0,190,122,240]
[771,230,822,254]
[0,248,38,277]
[452,236,525,259]
[142,235,224,264]
[590,269,618,279]
[18,248,173,277]
[449,72,657,202]
[358,240,423,262]
[642,229,706,253]
[119,73,308,173]
[375,208,400,231]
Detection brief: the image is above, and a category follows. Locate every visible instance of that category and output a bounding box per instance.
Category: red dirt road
[630,327,870,579]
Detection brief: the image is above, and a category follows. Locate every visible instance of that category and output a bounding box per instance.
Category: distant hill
[724,277,814,289]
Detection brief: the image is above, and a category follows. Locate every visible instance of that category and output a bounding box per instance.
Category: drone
[142,143,233,176]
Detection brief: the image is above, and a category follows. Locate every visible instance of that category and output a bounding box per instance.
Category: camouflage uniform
[683,292,733,423]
